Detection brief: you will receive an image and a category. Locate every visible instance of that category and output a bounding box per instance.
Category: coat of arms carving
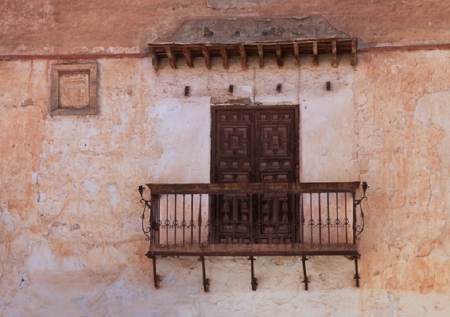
[50,63,97,115]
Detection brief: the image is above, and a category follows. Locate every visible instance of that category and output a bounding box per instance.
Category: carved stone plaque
[50,63,97,115]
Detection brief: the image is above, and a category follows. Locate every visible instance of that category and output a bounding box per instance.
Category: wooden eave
[148,37,357,71]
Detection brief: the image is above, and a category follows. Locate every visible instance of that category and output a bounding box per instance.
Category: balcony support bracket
[199,256,210,292]
[353,256,360,287]
[152,256,161,289]
[301,255,309,291]
[248,256,258,291]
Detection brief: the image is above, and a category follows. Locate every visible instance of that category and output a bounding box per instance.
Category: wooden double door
[211,106,299,244]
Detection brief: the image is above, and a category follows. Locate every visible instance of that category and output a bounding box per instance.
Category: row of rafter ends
[148,38,357,71]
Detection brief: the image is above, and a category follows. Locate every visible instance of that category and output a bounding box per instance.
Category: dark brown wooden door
[211,106,299,244]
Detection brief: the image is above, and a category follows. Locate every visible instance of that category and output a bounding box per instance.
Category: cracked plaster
[1,44,450,317]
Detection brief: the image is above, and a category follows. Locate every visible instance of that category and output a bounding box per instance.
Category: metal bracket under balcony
[139,181,368,291]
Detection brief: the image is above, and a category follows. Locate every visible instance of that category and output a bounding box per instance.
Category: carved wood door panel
[211,106,299,244]
[255,108,298,183]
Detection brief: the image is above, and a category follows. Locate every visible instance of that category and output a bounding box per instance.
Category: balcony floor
[147,243,359,257]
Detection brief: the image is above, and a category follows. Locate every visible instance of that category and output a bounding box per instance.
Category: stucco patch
[414,92,450,128]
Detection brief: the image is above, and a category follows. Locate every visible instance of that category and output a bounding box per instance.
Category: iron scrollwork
[354,182,369,236]
[139,185,152,240]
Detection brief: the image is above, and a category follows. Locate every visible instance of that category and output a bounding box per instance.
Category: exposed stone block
[50,63,98,115]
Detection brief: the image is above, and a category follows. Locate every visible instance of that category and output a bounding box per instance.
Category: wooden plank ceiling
[148,16,357,71]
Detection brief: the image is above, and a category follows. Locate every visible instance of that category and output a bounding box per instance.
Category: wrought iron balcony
[139,181,367,291]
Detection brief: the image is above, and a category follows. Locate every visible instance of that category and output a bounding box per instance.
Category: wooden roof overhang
[148,16,357,71]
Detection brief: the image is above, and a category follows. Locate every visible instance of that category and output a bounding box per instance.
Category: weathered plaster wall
[355,50,450,316]
[1,50,450,316]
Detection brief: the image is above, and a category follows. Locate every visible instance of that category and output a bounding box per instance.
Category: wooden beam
[165,46,176,69]
[146,181,361,194]
[239,44,247,70]
[183,47,193,68]
[294,43,300,66]
[148,242,359,257]
[202,46,211,69]
[258,44,264,68]
[149,47,159,71]
[313,41,318,66]
[351,38,357,66]
[331,40,338,68]
[276,44,283,68]
[220,46,229,69]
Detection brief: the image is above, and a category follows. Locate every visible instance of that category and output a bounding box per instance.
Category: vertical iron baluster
[236,196,240,243]
[232,196,236,244]
[225,197,229,245]
[249,194,253,244]
[174,194,177,245]
[190,194,194,245]
[182,194,186,245]
[344,192,348,243]
[222,198,227,245]
[318,194,322,244]
[300,193,304,244]
[336,192,339,243]
[268,198,272,243]
[275,197,279,244]
[327,192,331,244]
[156,195,160,245]
[310,193,313,244]
[198,194,202,244]
[273,197,285,243]
[352,191,357,244]
[215,194,219,244]
[166,195,169,245]
[257,194,261,244]
[290,194,296,243]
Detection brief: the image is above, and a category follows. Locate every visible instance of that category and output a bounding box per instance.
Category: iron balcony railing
[140,182,365,257]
